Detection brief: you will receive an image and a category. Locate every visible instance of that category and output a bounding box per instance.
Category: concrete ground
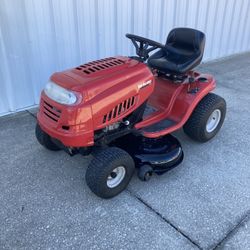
[1,52,250,250]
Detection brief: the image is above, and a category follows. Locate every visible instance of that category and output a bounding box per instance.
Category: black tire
[138,165,153,181]
[35,123,61,151]
[85,147,135,199]
[183,93,226,142]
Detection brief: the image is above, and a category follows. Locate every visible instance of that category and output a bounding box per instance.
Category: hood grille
[43,100,61,122]
[75,57,124,75]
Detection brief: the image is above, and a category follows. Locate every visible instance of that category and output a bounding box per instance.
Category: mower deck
[136,72,216,137]
[113,133,184,175]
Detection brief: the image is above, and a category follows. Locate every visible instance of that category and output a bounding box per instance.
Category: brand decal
[138,80,152,90]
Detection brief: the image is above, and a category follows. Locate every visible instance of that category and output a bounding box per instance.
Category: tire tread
[86,147,134,198]
[183,93,226,142]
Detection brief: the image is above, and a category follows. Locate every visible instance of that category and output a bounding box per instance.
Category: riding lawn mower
[36,28,226,198]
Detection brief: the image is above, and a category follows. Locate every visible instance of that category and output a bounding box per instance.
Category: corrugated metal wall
[1,0,250,116]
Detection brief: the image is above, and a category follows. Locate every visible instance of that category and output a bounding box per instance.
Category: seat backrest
[166,28,205,55]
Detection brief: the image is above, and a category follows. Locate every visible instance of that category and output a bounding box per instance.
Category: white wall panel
[0,0,250,115]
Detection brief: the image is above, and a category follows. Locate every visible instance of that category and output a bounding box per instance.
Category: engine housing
[37,56,155,147]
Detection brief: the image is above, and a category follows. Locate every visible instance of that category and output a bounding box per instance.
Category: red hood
[50,56,151,102]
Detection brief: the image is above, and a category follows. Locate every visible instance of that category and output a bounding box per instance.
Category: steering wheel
[126,33,181,61]
[126,33,162,60]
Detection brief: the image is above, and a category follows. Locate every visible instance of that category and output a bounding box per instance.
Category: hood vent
[75,57,124,75]
[103,96,136,124]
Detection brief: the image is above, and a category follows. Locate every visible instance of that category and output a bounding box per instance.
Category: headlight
[44,81,81,105]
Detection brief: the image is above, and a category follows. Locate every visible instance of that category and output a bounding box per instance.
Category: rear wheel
[85,147,135,198]
[35,123,61,151]
[183,93,226,142]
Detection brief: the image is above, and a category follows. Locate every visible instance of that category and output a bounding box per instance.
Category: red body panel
[37,56,154,147]
[37,94,94,147]
[37,56,215,148]
[135,72,216,137]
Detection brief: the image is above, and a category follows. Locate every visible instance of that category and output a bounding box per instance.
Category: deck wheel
[138,165,153,181]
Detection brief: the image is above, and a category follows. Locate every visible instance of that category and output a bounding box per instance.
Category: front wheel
[183,93,226,142]
[35,123,61,151]
[85,147,135,199]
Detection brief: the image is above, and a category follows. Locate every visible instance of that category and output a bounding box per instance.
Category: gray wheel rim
[206,109,221,133]
[107,166,126,188]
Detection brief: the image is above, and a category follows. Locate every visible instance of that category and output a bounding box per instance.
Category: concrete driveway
[1,53,250,250]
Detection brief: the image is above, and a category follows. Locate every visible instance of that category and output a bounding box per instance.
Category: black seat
[148,28,205,75]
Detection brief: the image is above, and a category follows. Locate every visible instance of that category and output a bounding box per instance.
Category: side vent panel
[102,96,136,124]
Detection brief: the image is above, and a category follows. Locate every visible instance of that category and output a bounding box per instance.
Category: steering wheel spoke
[147,45,158,53]
[143,42,149,50]
[131,38,139,51]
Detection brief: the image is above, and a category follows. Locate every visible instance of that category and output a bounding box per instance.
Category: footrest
[142,118,176,133]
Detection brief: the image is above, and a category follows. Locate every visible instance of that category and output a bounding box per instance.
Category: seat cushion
[148,49,200,74]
